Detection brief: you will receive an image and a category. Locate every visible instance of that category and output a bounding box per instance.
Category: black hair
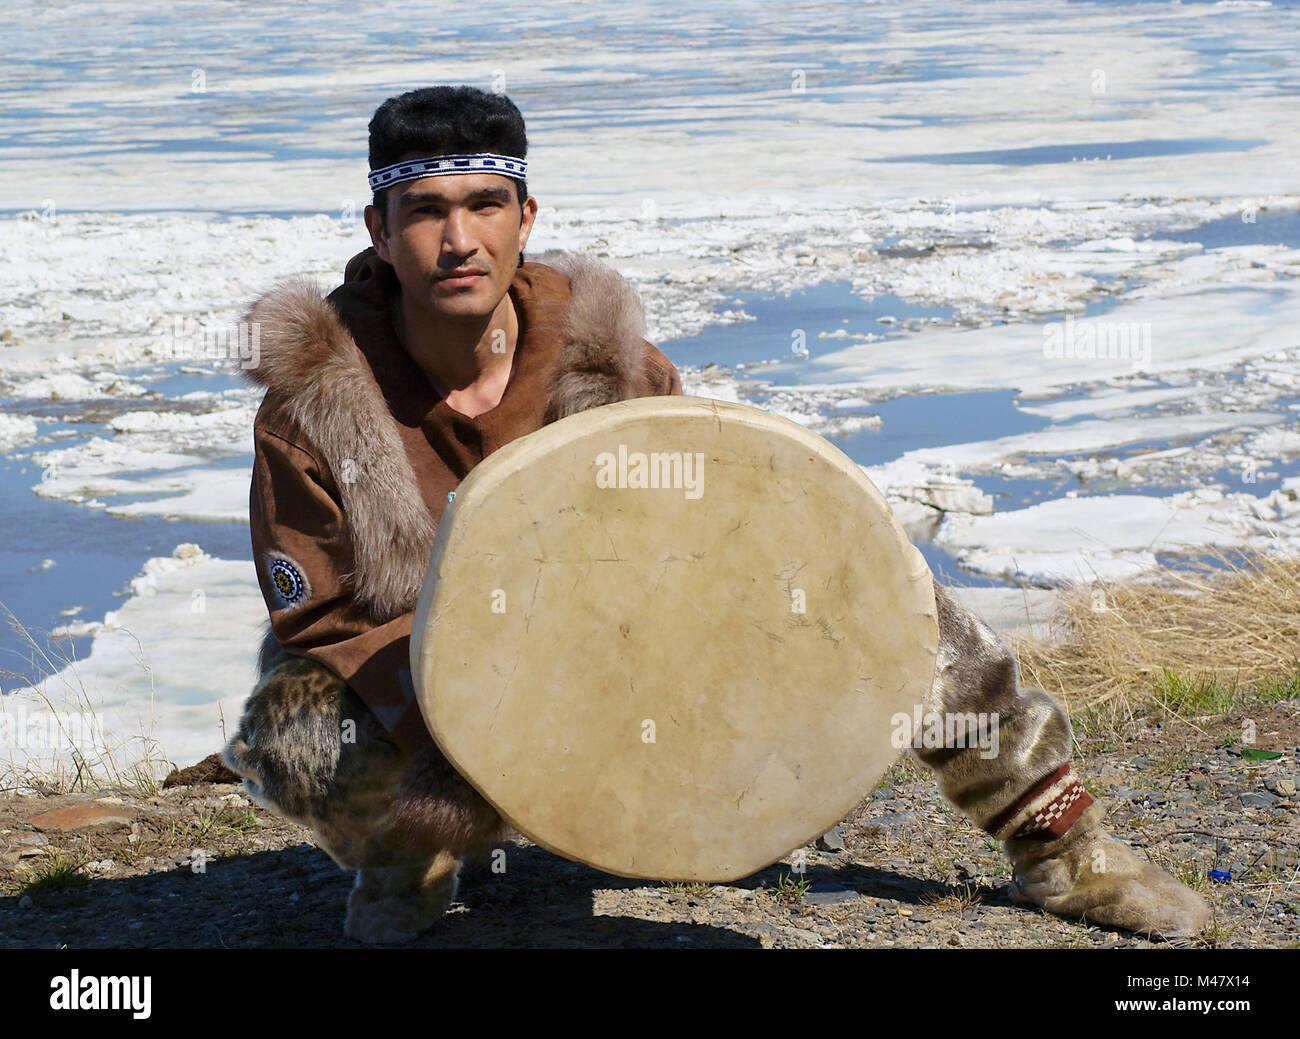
[368,86,528,233]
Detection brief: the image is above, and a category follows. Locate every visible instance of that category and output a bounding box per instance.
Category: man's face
[365,164,537,322]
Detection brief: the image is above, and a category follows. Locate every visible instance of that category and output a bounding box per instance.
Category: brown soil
[2,699,1297,949]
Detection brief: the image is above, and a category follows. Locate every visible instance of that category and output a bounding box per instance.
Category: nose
[441,205,476,260]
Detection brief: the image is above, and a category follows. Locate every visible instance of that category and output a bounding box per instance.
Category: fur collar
[239,251,651,623]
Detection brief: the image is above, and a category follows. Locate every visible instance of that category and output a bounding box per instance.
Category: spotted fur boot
[222,653,508,944]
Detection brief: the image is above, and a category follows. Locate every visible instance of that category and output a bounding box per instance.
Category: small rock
[26,804,134,832]
[805,884,857,906]
[18,895,33,909]
[816,826,846,852]
[865,810,925,831]
[1240,792,1279,809]
[1273,779,1296,797]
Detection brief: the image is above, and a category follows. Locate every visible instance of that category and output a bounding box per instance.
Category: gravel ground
[2,697,1297,949]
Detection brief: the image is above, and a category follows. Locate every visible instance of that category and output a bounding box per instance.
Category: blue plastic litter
[1208,870,1232,883]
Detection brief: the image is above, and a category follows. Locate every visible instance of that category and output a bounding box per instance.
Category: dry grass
[0,603,168,797]
[920,881,988,915]
[5,847,91,897]
[1012,547,1300,734]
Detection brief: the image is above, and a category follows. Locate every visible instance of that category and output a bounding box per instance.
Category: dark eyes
[416,201,501,214]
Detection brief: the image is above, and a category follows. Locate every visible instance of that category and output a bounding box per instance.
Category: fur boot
[1003,801,1210,938]
[344,852,463,945]
[912,584,1210,940]
[221,654,508,944]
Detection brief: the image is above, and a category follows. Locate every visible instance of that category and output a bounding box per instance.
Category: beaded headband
[368,153,528,191]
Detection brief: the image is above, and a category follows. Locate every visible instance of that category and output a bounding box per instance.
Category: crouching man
[223,85,1208,944]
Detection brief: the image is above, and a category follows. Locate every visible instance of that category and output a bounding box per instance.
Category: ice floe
[29,400,256,519]
[0,413,38,450]
[934,489,1300,585]
[3,545,264,777]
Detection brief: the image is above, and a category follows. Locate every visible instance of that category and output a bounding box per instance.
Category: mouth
[436,269,487,287]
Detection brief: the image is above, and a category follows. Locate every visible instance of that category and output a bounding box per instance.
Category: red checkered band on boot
[985,764,1094,842]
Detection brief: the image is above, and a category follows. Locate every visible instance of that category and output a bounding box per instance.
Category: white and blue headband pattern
[368,153,527,191]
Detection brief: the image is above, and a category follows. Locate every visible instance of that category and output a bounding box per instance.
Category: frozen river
[2,0,1298,773]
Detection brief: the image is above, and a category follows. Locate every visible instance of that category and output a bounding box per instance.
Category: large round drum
[410,396,938,881]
